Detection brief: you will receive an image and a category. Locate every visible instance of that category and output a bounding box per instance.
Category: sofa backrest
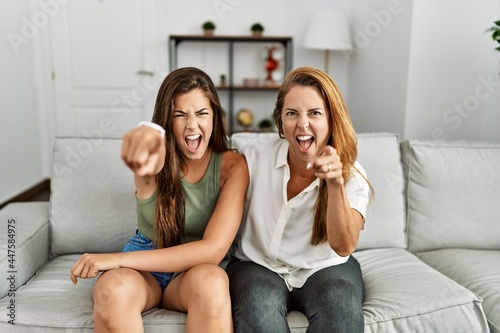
[230,132,407,251]
[49,133,408,257]
[50,137,136,257]
[401,140,500,253]
[355,133,406,250]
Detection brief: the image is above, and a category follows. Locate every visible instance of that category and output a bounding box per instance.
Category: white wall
[347,0,414,135]
[2,0,500,203]
[164,0,352,131]
[0,0,46,203]
[405,0,500,141]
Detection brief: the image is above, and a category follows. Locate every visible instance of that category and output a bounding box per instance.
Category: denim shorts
[122,230,177,291]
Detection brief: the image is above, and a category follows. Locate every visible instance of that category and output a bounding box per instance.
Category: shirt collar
[276,139,289,169]
[275,139,319,190]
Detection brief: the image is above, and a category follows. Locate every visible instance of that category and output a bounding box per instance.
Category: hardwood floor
[28,187,51,201]
[0,179,50,209]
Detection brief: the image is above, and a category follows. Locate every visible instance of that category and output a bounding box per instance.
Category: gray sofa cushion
[354,248,489,333]
[1,249,488,332]
[417,249,500,333]
[1,135,494,332]
[50,137,137,257]
[231,132,407,250]
[401,140,500,252]
[0,202,49,298]
[0,255,187,333]
[0,254,311,333]
[355,133,406,249]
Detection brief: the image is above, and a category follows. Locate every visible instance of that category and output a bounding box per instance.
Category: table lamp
[303,9,353,74]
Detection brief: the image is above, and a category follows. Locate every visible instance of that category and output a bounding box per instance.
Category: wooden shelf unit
[169,34,293,133]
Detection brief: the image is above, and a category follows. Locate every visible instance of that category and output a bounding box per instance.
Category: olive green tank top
[136,152,222,244]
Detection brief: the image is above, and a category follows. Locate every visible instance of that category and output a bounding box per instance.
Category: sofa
[1,132,499,332]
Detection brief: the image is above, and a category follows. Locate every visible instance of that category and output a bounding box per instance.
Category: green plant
[202,21,216,30]
[486,20,500,52]
[250,22,264,33]
[258,118,273,130]
[219,74,226,86]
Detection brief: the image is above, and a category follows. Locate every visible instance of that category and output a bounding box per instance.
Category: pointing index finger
[306,145,335,169]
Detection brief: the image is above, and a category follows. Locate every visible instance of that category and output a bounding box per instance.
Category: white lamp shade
[303,9,352,51]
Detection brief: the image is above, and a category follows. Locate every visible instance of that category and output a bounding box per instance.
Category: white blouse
[234,138,370,290]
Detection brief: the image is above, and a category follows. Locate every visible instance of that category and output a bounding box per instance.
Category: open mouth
[185,134,202,151]
[296,135,314,151]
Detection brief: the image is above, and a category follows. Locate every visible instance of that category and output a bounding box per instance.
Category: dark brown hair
[273,67,360,245]
[151,67,229,248]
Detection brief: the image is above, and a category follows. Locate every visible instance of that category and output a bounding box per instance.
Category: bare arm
[310,146,364,257]
[325,184,364,256]
[121,125,166,197]
[70,151,249,284]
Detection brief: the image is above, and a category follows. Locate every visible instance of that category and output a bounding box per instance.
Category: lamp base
[324,49,330,75]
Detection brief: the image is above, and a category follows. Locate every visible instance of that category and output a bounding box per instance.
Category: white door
[49,0,167,138]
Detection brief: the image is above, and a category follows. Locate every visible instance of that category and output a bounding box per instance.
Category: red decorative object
[265,46,279,85]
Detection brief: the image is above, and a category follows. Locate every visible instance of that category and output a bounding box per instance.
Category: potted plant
[202,21,216,36]
[486,20,500,51]
[258,118,273,131]
[486,20,500,74]
[219,74,226,87]
[250,22,264,37]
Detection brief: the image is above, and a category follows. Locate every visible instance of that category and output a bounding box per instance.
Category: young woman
[227,67,371,333]
[70,67,249,333]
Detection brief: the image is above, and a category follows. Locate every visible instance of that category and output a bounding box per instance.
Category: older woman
[227,67,371,333]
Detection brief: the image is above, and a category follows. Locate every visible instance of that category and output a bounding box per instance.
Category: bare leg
[162,264,233,333]
[92,268,162,333]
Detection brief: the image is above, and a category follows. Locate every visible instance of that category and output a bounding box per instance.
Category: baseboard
[0,178,51,210]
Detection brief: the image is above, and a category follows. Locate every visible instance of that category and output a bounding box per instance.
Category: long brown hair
[151,67,229,248]
[273,67,359,245]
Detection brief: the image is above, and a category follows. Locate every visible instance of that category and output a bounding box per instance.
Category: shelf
[216,85,281,91]
[169,34,292,44]
[169,34,293,133]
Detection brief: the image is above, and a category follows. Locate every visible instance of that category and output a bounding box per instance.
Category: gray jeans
[226,256,365,333]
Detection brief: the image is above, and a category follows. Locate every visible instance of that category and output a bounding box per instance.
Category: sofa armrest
[0,202,50,298]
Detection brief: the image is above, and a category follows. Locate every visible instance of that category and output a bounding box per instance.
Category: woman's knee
[228,261,288,305]
[93,268,148,310]
[299,277,364,332]
[183,264,230,308]
[93,268,160,331]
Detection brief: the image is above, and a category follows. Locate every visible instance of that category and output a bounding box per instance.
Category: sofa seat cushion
[0,254,95,332]
[353,248,489,333]
[0,255,186,333]
[417,249,500,333]
[0,254,309,332]
[0,250,489,332]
